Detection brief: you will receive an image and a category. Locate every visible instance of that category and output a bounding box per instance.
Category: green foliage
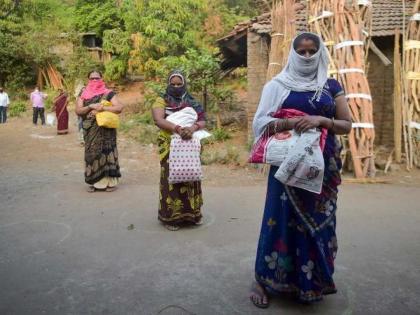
[103,58,127,82]
[0,0,74,90]
[102,28,131,81]
[211,128,231,142]
[8,101,27,117]
[124,0,205,61]
[63,44,103,92]
[74,0,124,37]
[133,112,154,125]
[42,87,57,111]
[119,117,158,145]
[0,0,259,101]
[201,145,239,165]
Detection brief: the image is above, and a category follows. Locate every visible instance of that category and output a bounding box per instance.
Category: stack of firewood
[308,0,376,178]
[37,63,65,90]
[266,0,303,81]
[403,0,420,168]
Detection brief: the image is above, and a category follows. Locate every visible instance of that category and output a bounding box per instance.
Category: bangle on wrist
[274,120,280,133]
[330,118,335,130]
[174,125,182,133]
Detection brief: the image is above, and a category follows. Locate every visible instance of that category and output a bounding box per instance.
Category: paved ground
[1,116,420,315]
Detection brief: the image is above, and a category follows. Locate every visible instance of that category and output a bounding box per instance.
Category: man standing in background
[0,87,10,123]
[30,86,47,125]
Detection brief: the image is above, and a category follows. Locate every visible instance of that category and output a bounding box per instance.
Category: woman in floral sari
[52,88,69,134]
[249,33,352,307]
[152,70,206,231]
[75,70,124,192]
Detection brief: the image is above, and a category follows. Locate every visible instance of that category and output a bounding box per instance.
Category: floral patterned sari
[255,79,344,303]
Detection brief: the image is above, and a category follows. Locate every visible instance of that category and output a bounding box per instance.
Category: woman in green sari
[152,70,206,231]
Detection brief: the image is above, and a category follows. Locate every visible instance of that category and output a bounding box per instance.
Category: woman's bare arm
[75,97,92,116]
[152,107,177,133]
[103,95,124,114]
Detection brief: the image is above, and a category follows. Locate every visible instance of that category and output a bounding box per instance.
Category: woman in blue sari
[249,33,352,307]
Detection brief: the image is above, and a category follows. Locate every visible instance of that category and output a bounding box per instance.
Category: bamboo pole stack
[266,0,302,81]
[394,29,403,163]
[37,63,65,90]
[403,0,420,168]
[308,0,376,178]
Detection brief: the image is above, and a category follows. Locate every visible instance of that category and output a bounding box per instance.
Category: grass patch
[202,145,240,166]
[209,128,231,143]
[9,101,27,117]
[119,114,158,145]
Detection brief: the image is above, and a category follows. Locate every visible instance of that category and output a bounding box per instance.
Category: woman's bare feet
[249,282,269,308]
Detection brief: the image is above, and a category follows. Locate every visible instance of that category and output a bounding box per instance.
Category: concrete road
[1,121,420,315]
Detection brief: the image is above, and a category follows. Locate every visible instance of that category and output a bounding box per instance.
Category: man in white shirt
[0,87,10,123]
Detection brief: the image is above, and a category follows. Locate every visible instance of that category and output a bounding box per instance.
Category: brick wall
[367,38,395,148]
[246,31,269,140]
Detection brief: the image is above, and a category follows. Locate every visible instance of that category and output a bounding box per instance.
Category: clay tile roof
[217,0,415,43]
[371,0,415,36]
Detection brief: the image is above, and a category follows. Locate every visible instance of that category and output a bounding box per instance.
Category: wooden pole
[308,0,376,178]
[394,29,403,163]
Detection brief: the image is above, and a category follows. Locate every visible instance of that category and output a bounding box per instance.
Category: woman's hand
[294,116,326,133]
[88,103,103,111]
[87,110,98,118]
[179,125,198,140]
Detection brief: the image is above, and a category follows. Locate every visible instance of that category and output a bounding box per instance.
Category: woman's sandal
[87,186,96,193]
[249,282,269,309]
[195,218,204,225]
[105,186,117,192]
[164,224,180,231]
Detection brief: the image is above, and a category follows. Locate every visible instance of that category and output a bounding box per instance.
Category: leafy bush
[8,101,27,117]
[211,128,231,142]
[119,114,158,145]
[134,112,154,125]
[103,28,131,81]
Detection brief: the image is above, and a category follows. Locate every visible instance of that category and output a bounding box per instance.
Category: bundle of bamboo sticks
[403,0,420,168]
[308,0,376,178]
[266,0,302,81]
[37,63,65,90]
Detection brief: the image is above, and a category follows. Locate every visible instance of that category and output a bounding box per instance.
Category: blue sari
[255,79,344,303]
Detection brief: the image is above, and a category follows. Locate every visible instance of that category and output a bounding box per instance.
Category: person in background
[74,82,85,145]
[51,88,69,135]
[0,87,10,123]
[30,86,47,125]
[75,70,123,192]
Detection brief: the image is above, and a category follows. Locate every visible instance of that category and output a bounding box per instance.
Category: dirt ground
[1,114,420,315]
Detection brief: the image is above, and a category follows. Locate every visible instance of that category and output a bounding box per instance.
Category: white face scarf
[252,32,329,140]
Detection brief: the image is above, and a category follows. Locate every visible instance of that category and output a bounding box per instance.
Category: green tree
[74,0,124,37]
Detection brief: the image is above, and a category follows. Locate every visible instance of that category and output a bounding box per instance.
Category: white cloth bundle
[46,113,56,126]
[166,107,211,140]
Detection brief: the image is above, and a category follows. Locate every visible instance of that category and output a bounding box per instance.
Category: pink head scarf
[80,79,111,101]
